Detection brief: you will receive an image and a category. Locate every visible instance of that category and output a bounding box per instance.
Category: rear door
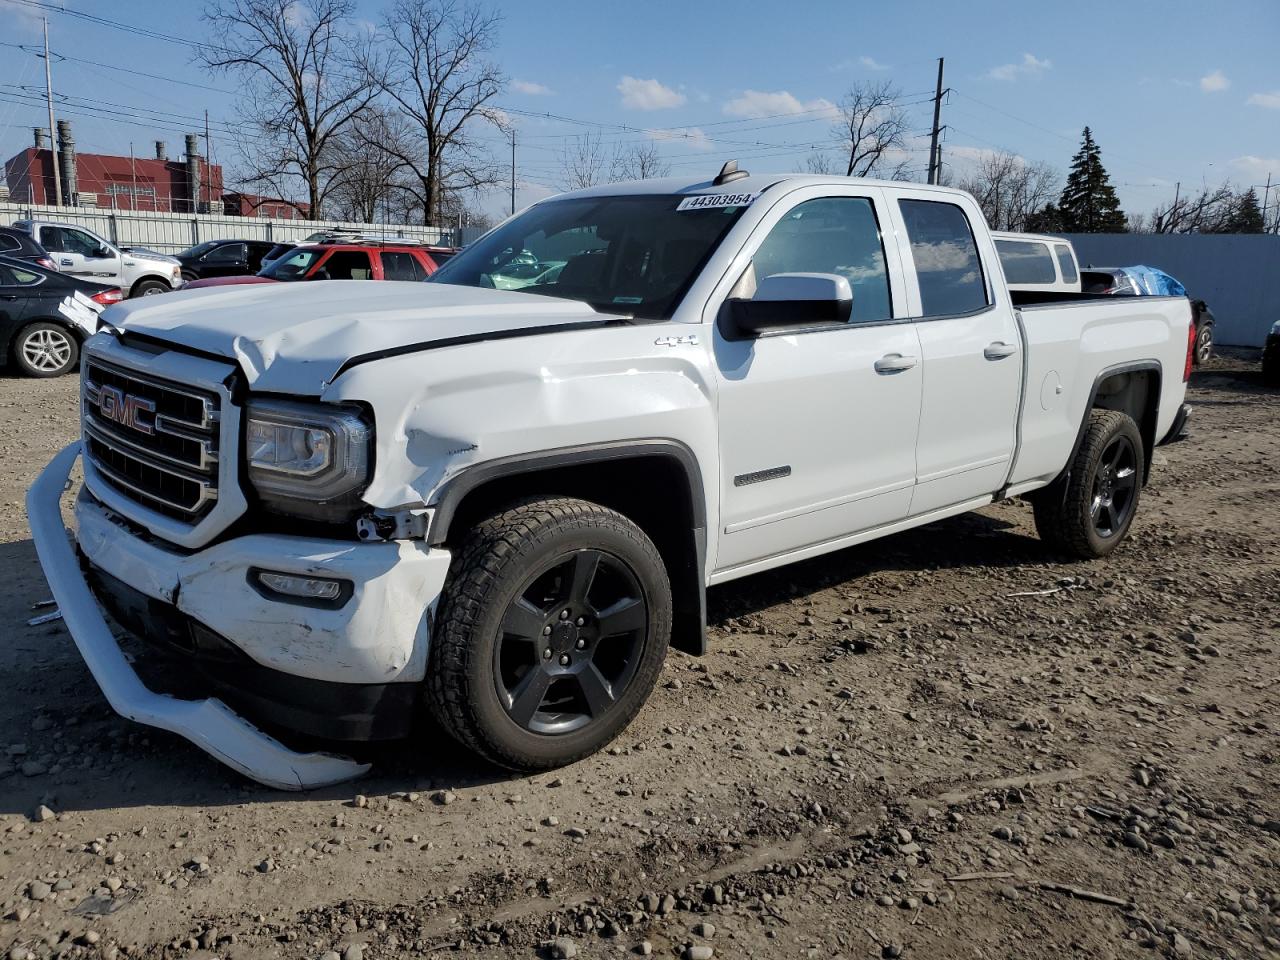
[711,187,922,573]
[886,191,1021,515]
[0,261,37,344]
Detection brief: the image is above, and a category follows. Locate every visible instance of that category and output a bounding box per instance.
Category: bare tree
[610,141,671,182]
[834,81,909,178]
[804,150,839,175]
[559,133,610,191]
[202,0,377,218]
[1144,182,1237,234]
[362,0,506,226]
[957,151,1061,231]
[328,107,410,222]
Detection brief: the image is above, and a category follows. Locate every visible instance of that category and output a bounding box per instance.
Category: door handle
[984,341,1018,360]
[60,259,73,267]
[874,353,918,374]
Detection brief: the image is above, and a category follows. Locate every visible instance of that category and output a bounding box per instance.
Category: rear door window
[995,239,1056,284]
[898,199,989,317]
[380,251,421,281]
[316,250,373,280]
[1054,244,1078,284]
[206,242,246,262]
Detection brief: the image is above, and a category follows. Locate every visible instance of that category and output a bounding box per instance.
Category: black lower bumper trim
[82,557,417,743]
[1159,403,1192,445]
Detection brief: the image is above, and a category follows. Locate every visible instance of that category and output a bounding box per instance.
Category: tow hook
[355,507,430,542]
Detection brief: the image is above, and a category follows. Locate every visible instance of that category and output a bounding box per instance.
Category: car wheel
[13,322,79,378]
[132,279,168,297]
[1194,324,1213,366]
[426,497,672,771]
[1263,340,1280,387]
[1032,409,1144,560]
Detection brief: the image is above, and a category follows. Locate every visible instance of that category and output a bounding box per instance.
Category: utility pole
[203,109,212,212]
[43,17,62,206]
[927,57,946,185]
[1261,173,1270,228]
[510,127,516,217]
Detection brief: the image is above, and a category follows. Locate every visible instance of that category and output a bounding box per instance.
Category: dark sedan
[0,225,57,271]
[175,239,277,281]
[0,255,122,378]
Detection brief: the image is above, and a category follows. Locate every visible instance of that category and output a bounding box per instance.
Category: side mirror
[93,245,113,259]
[727,273,853,338]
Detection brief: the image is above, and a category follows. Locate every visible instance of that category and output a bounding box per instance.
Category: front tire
[426,497,672,771]
[1032,409,1144,559]
[131,279,169,297]
[13,322,79,378]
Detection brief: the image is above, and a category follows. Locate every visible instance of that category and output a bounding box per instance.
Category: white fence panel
[0,202,456,253]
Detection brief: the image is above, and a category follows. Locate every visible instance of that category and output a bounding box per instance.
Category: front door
[42,226,121,284]
[885,192,1021,515]
[712,190,922,573]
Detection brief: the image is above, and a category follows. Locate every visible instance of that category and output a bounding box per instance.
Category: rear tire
[12,322,79,378]
[426,497,672,771]
[1032,409,1144,559]
[1193,323,1213,366]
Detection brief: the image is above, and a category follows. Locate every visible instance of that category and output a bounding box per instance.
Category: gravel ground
[0,357,1276,960]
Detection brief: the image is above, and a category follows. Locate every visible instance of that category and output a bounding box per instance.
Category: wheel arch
[1070,360,1162,485]
[129,274,171,297]
[429,440,708,656]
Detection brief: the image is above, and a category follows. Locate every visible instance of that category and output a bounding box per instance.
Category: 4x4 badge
[654,335,698,347]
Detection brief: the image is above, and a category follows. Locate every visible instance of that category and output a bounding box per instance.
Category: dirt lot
[0,358,1276,960]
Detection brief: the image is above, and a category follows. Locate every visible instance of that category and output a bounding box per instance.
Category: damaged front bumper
[26,443,450,790]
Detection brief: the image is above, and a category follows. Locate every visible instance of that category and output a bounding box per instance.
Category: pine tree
[1226,187,1265,233]
[1058,127,1127,232]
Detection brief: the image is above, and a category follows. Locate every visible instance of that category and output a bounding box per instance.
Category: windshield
[428,194,749,320]
[259,248,320,280]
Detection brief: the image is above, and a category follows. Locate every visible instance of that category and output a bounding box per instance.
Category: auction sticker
[677,192,759,211]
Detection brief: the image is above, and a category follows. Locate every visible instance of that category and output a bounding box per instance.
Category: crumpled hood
[103,280,617,394]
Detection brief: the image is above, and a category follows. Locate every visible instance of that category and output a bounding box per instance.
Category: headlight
[245,400,371,515]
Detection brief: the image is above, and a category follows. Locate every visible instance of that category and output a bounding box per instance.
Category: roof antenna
[713,160,749,186]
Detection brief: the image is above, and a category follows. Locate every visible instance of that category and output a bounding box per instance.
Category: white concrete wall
[0,202,454,254]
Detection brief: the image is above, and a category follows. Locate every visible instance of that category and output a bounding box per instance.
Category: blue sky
[2,0,1278,221]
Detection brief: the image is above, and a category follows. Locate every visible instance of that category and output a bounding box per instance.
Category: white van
[993,232,1081,295]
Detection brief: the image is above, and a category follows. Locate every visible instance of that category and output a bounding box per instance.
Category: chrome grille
[82,359,220,520]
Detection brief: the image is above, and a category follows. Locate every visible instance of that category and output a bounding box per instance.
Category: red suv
[181,241,449,290]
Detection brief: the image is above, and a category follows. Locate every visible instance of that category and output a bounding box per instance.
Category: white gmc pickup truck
[29,167,1194,789]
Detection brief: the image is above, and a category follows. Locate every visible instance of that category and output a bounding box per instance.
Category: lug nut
[543,648,552,659]
[543,625,552,635]
[575,617,585,627]
[576,639,586,649]
[559,655,570,666]
[560,609,570,620]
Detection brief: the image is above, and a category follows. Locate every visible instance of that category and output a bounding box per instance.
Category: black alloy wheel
[1090,434,1138,539]
[494,548,647,735]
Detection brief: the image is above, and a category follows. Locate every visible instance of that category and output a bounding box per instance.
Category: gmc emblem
[98,385,156,435]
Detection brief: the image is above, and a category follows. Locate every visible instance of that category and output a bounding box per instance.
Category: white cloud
[617,76,686,111]
[860,56,890,71]
[513,79,553,96]
[987,53,1052,82]
[1200,70,1229,93]
[1230,155,1280,179]
[648,127,713,152]
[1247,90,1280,109]
[722,89,838,119]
